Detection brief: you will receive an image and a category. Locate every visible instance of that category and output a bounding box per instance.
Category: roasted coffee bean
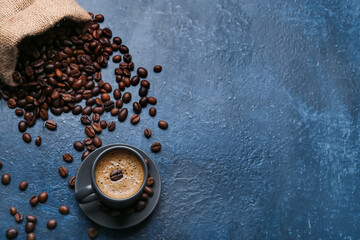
[81,150,90,161]
[141,80,150,88]
[14,212,23,223]
[151,142,161,152]
[140,192,149,200]
[103,83,112,93]
[118,81,125,91]
[149,107,156,117]
[45,120,57,130]
[86,98,96,106]
[92,86,101,96]
[108,121,115,131]
[30,196,38,206]
[95,97,103,106]
[68,176,76,188]
[137,67,148,78]
[62,153,73,163]
[144,129,151,138]
[95,14,104,22]
[84,137,93,146]
[101,93,110,102]
[144,186,154,196]
[26,114,36,127]
[26,215,37,222]
[82,105,93,115]
[24,112,31,120]
[35,136,42,146]
[116,99,123,108]
[18,121,27,132]
[74,141,85,151]
[113,89,121,99]
[25,222,35,233]
[146,177,154,186]
[7,98,17,108]
[123,77,131,87]
[85,125,96,137]
[88,227,99,239]
[148,96,157,105]
[72,105,82,115]
[139,97,148,107]
[23,133,32,143]
[93,136,102,148]
[10,207,17,215]
[81,115,91,125]
[92,113,100,122]
[113,36,122,44]
[154,65,162,72]
[93,106,105,114]
[27,233,36,240]
[119,45,129,54]
[59,206,70,215]
[38,192,48,203]
[104,100,114,111]
[39,109,49,121]
[110,169,123,181]
[133,102,142,113]
[59,167,68,178]
[131,76,140,86]
[139,86,148,97]
[113,55,122,63]
[82,90,92,99]
[130,114,140,124]
[47,219,57,229]
[122,92,131,103]
[145,159,149,167]
[118,108,128,122]
[6,228,18,239]
[158,120,168,129]
[92,122,102,134]
[50,107,62,116]
[15,109,24,116]
[110,108,119,116]
[19,181,28,191]
[100,120,107,129]
[62,94,73,102]
[135,200,147,211]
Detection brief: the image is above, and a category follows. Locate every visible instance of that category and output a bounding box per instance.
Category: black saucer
[75,143,161,229]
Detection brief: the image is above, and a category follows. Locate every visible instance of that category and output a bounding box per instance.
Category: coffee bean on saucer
[35,136,41,146]
[47,219,57,229]
[26,215,37,222]
[10,207,17,215]
[27,233,36,240]
[151,142,161,153]
[93,136,102,148]
[110,169,123,181]
[130,114,140,124]
[88,227,99,239]
[45,120,57,130]
[140,192,149,200]
[74,141,85,151]
[149,107,156,117]
[19,181,28,191]
[82,151,90,161]
[59,206,70,215]
[58,167,68,178]
[18,121,27,132]
[81,115,92,125]
[148,97,157,105]
[146,177,154,186]
[2,173,11,185]
[100,120,107,129]
[154,65,162,72]
[14,212,23,223]
[6,228,18,239]
[135,200,147,211]
[38,192,48,203]
[92,122,102,134]
[118,108,128,122]
[30,196,38,206]
[108,121,115,131]
[144,186,154,196]
[68,176,76,188]
[25,221,35,233]
[137,67,148,78]
[158,120,168,129]
[23,133,32,143]
[63,153,73,163]
[144,129,151,138]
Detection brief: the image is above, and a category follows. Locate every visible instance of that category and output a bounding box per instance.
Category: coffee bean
[100,120,107,129]
[68,176,76,188]
[39,109,49,121]
[148,96,157,105]
[133,102,142,114]
[140,192,149,200]
[81,151,90,161]
[35,136,41,146]
[30,196,38,206]
[88,227,99,239]
[26,215,37,222]
[7,98,17,108]
[104,100,114,111]
[6,228,18,239]
[122,92,131,103]
[130,114,140,124]
[137,67,148,78]
[24,112,31,119]
[38,192,48,203]
[144,129,151,138]
[0,161,2,169]
[27,233,36,240]
[139,86,148,97]
[14,212,23,223]
[84,137,93,146]
[92,113,100,122]
[81,115,91,125]
[149,107,156,117]
[95,14,104,22]
[141,80,150,88]
[103,83,112,93]
[110,169,123,181]
[145,159,149,167]
[146,177,154,186]
[101,93,110,102]
[110,108,119,116]
[82,90,93,99]
[59,167,68,178]
[93,106,104,115]
[86,98,96,106]
[15,109,24,116]
[108,121,116,131]
[26,114,36,127]
[62,153,73,163]
[131,76,140,86]
[118,108,128,122]
[92,86,101,96]
[151,142,161,152]
[25,222,35,233]
[116,99,123,108]
[154,65,162,72]
[118,81,125,90]
[119,45,129,54]
[123,77,131,87]
[144,186,154,196]
[82,105,93,115]
[85,125,96,137]
[158,120,168,129]
[113,89,121,100]
[10,207,17,215]
[45,120,57,130]
[139,97,148,107]
[18,121,27,132]
[74,141,85,151]
[19,181,28,191]
[92,123,102,134]
[113,55,122,63]
[59,206,70,215]
[23,133,32,143]
[113,36,122,44]
[72,105,82,115]
[47,219,57,229]
[135,200,147,211]
[93,136,102,148]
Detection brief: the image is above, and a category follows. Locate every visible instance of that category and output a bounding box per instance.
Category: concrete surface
[1,0,360,239]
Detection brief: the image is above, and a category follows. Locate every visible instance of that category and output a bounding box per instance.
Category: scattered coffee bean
[131,76,140,86]
[113,89,121,100]
[144,186,154,196]
[45,120,57,130]
[74,141,85,151]
[108,121,116,131]
[110,108,119,116]
[7,98,17,108]
[100,120,107,129]
[38,192,48,203]
[137,67,148,78]
[93,136,102,148]
[113,55,122,63]
[158,120,168,129]
[84,137,93,146]
[25,222,35,233]
[19,181,28,191]
[95,14,104,22]
[122,92,131,103]
[0,161,2,169]
[154,65,162,72]
[133,102,142,113]
[29,196,38,206]
[58,167,68,178]
[85,125,96,137]
[72,105,82,115]
[88,227,99,239]
[151,142,161,153]
[63,153,73,163]
[130,114,140,124]
[144,129,151,138]
[138,86,148,97]
[104,100,114,111]
[148,96,157,105]
[82,151,90,161]
[59,206,70,215]
[22,133,32,143]
[15,109,24,116]
[27,233,36,240]
[6,228,18,239]
[141,80,150,88]
[92,123,102,134]
[47,219,57,229]
[118,108,128,122]
[26,215,37,222]
[25,114,36,127]
[10,207,17,216]
[149,107,156,117]
[35,136,41,146]
[139,97,148,107]
[82,106,93,115]
[146,177,154,186]
[18,121,27,132]
[2,173,11,185]
[14,212,23,223]
[140,192,149,200]
[92,113,100,122]
[135,200,147,211]
[39,109,49,121]
[68,176,76,188]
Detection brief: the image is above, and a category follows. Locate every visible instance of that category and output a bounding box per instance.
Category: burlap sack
[0,0,91,86]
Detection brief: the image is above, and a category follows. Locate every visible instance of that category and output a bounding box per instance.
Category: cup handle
[76,185,97,204]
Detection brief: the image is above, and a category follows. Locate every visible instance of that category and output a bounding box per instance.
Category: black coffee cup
[75,146,148,209]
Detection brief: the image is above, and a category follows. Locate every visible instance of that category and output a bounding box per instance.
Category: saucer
[75,143,161,229]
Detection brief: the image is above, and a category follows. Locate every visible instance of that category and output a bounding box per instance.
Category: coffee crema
[95,149,145,199]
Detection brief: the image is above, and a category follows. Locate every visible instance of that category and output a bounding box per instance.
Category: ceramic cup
[75,145,148,209]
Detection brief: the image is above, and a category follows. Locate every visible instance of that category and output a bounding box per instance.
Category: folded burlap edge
[0,0,91,86]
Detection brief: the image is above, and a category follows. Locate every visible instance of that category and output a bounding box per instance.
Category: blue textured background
[1,0,360,239]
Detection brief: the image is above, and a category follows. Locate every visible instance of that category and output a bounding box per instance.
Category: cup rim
[91,145,148,202]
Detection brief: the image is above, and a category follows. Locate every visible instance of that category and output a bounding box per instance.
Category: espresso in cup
[94,149,145,199]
